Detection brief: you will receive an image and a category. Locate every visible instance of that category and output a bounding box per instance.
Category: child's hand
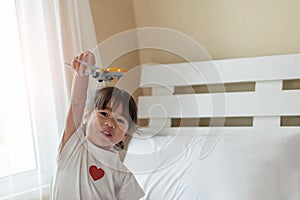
[71,51,95,76]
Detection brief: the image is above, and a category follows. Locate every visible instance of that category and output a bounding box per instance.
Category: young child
[51,51,144,199]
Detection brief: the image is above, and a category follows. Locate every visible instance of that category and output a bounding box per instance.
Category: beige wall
[90,0,300,64]
[132,0,300,61]
[89,0,140,69]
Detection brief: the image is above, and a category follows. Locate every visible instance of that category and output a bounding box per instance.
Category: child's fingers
[71,51,95,76]
[74,56,81,74]
[79,52,89,76]
[71,53,83,75]
[79,52,84,61]
[83,51,95,64]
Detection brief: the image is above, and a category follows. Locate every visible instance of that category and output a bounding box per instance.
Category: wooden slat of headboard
[138,90,300,118]
[140,54,300,87]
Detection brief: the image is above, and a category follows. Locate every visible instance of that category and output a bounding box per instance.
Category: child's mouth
[100,131,112,138]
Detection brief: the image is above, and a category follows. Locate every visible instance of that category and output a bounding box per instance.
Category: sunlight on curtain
[0,0,64,199]
[0,0,99,199]
[0,0,36,179]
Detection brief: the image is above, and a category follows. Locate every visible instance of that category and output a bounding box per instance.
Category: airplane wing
[95,71,125,82]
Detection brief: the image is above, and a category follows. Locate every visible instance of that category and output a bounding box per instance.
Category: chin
[88,135,113,149]
[95,142,113,150]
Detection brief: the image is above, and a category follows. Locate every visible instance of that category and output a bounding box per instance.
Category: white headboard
[138,54,300,128]
[124,54,300,200]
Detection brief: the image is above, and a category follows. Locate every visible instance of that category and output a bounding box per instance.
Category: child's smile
[100,130,112,137]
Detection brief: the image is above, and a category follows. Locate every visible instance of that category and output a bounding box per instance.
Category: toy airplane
[65,59,127,82]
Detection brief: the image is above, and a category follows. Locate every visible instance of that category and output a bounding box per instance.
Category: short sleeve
[57,129,84,162]
[116,173,145,200]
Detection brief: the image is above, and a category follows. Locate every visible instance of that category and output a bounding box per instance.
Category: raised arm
[60,51,95,153]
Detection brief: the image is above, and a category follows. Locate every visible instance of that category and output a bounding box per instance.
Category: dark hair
[93,87,137,134]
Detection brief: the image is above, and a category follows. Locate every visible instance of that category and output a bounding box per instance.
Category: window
[0,0,36,179]
[0,1,62,199]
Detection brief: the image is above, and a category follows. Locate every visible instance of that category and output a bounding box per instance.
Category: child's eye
[117,118,125,124]
[99,111,109,117]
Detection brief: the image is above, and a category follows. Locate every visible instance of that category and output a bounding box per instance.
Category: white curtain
[0,0,98,199]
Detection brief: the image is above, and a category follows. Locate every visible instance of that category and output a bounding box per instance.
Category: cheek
[114,129,126,141]
[117,123,129,134]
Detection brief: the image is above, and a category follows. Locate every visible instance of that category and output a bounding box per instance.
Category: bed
[122,54,300,200]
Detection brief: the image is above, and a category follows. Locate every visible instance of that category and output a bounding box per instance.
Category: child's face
[86,100,129,150]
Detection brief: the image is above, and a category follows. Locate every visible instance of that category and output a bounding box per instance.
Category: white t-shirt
[51,128,144,200]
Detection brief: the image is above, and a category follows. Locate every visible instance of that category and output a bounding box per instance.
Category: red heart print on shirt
[89,165,105,181]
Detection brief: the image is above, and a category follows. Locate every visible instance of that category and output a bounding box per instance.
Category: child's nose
[104,120,115,129]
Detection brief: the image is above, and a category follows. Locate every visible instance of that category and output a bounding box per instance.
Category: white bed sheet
[124,130,300,200]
